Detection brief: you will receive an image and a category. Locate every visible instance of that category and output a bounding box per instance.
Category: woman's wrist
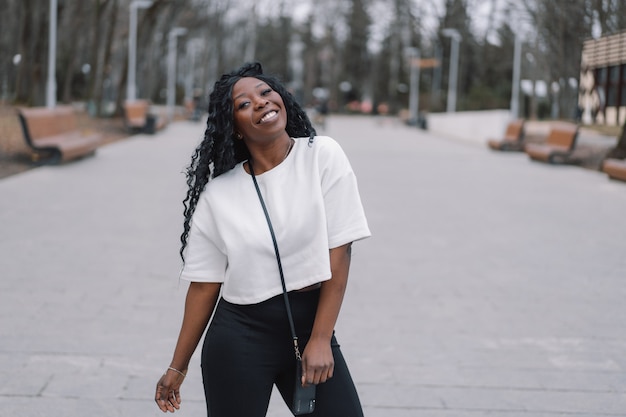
[308,332,333,344]
[167,366,187,377]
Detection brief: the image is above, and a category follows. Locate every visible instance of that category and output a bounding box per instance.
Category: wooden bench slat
[602,158,626,182]
[487,119,525,151]
[20,107,77,139]
[525,123,579,164]
[124,100,150,128]
[123,99,167,133]
[600,121,626,181]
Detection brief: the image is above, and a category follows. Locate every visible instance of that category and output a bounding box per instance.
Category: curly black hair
[180,62,316,261]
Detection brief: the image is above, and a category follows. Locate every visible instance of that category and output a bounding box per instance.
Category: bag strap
[249,159,302,361]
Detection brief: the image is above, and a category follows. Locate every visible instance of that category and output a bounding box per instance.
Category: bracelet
[167,366,187,378]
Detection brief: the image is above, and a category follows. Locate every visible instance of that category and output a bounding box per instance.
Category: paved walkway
[1,116,625,417]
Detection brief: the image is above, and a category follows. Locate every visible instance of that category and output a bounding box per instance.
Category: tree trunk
[60,2,86,103]
[31,0,47,105]
[95,0,118,116]
[15,0,33,104]
[387,2,400,115]
[88,1,107,104]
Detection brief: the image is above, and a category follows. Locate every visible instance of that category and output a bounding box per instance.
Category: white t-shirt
[180,135,371,304]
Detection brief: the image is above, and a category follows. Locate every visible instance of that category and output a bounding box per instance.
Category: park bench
[123,99,166,134]
[602,159,626,182]
[17,106,102,164]
[601,120,626,182]
[524,123,579,164]
[487,119,525,151]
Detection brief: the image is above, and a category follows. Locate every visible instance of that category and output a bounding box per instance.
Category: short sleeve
[179,195,227,282]
[318,138,371,248]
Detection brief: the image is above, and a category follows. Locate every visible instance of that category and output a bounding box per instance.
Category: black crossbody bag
[249,160,316,415]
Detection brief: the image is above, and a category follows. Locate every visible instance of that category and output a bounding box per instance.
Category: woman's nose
[253,96,268,109]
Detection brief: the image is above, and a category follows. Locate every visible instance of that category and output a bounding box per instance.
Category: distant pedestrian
[154,62,370,416]
[191,88,204,122]
[315,98,328,128]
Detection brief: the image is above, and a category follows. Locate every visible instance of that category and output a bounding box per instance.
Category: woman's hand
[155,368,187,412]
[154,282,221,412]
[301,243,352,386]
[301,336,334,386]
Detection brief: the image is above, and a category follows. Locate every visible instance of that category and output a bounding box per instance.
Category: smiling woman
[154,62,371,417]
[231,77,293,171]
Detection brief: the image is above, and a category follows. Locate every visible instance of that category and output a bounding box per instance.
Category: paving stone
[1,116,625,417]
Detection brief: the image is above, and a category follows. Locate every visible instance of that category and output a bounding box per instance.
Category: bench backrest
[503,119,524,141]
[18,106,78,142]
[123,100,150,122]
[545,124,578,149]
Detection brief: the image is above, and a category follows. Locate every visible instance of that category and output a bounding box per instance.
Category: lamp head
[132,0,153,9]
[442,28,461,41]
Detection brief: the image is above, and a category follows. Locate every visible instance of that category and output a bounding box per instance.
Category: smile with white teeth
[259,110,278,124]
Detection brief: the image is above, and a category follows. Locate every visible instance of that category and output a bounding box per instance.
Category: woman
[155,62,370,416]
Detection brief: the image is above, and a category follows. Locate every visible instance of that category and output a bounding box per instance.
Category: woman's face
[231,77,288,143]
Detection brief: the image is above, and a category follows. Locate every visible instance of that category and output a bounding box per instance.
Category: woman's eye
[237,101,250,110]
[261,88,272,96]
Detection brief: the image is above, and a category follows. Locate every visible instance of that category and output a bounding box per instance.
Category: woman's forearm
[169,282,221,371]
[310,243,352,342]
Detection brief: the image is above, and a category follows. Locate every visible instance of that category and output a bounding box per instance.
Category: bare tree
[1,0,23,101]
[593,0,626,36]
[341,0,371,105]
[521,0,595,119]
[7,0,623,120]
[91,0,121,116]
[58,1,89,103]
[438,0,477,110]
[15,0,49,105]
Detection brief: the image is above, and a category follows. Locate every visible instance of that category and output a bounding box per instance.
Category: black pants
[201,289,364,417]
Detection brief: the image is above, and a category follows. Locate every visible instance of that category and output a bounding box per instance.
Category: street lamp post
[127,1,152,102]
[289,34,304,104]
[442,28,461,113]
[185,39,201,104]
[167,27,187,121]
[431,42,442,109]
[510,33,522,118]
[405,47,420,126]
[46,0,58,108]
